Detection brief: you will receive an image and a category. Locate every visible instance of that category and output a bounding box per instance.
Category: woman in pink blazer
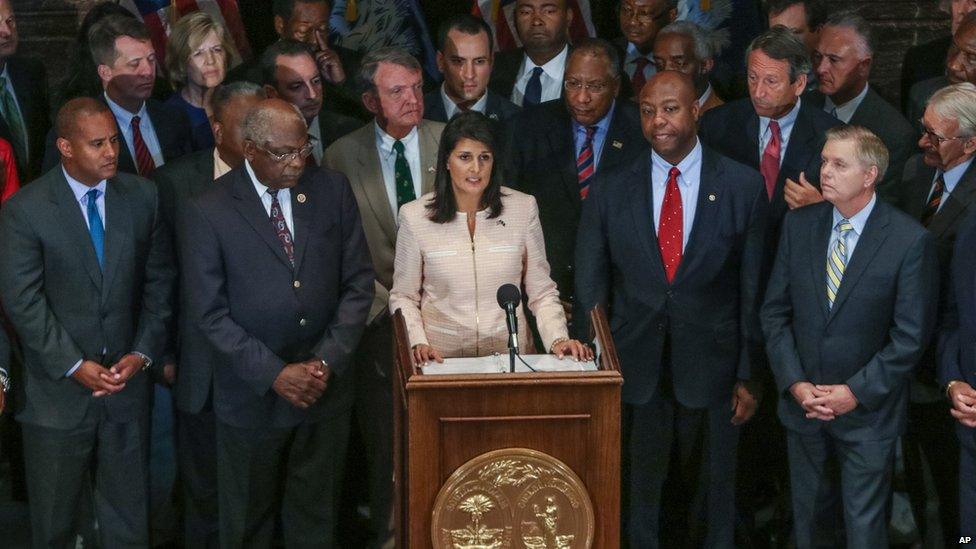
[389,112,592,364]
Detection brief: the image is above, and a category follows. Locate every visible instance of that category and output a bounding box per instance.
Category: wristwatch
[133,352,153,372]
[0,368,9,392]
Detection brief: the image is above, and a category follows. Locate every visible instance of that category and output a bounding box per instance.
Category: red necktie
[577,126,597,199]
[760,120,781,200]
[131,115,156,177]
[632,57,650,96]
[658,167,683,282]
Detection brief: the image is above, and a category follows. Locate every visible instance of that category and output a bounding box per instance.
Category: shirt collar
[440,83,490,119]
[213,148,232,179]
[104,92,148,126]
[832,192,877,236]
[572,101,616,136]
[759,97,802,139]
[244,159,286,199]
[520,44,569,80]
[62,166,107,202]
[374,122,419,158]
[308,113,321,139]
[698,83,713,106]
[625,42,652,64]
[942,156,976,193]
[651,138,703,187]
[824,84,869,123]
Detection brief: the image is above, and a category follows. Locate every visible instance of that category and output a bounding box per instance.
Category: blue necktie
[86,188,104,268]
[523,66,544,107]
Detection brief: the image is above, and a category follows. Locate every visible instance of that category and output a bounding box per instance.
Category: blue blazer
[575,146,768,407]
[939,211,976,446]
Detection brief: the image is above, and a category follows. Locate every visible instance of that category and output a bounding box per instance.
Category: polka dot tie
[658,166,683,282]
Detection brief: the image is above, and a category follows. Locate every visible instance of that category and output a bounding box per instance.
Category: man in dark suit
[489,0,573,107]
[0,0,50,182]
[425,14,520,123]
[895,83,976,547]
[907,11,976,134]
[42,15,192,177]
[181,98,373,547]
[576,71,767,548]
[652,21,724,114]
[510,38,644,322]
[0,97,174,547]
[900,0,975,112]
[151,81,266,548]
[761,126,938,548]
[613,0,676,100]
[259,39,361,166]
[805,12,915,197]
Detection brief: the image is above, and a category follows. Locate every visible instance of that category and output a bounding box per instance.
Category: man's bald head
[640,70,697,105]
[639,71,700,164]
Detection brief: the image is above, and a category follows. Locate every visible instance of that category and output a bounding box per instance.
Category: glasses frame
[254,141,315,163]
[918,119,971,145]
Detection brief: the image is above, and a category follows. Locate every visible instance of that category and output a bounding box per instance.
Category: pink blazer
[390,188,568,358]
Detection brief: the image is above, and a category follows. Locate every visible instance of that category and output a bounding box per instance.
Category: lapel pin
[612,140,623,149]
[497,219,506,226]
[297,193,307,203]
[708,193,716,202]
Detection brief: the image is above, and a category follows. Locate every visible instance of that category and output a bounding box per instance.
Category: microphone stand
[505,303,518,373]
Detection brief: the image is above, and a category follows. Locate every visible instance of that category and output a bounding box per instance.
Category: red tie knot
[669,166,681,179]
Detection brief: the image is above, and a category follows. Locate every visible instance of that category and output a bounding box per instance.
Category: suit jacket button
[293,280,301,288]
[657,324,665,332]
[566,264,574,272]
[666,290,674,298]
[299,318,307,327]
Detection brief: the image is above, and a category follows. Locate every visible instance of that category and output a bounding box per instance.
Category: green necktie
[0,76,27,168]
[393,139,416,209]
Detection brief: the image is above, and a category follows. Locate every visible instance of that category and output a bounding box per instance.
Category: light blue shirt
[759,98,802,168]
[929,157,975,212]
[572,101,616,171]
[62,168,107,377]
[104,93,165,169]
[245,160,295,241]
[828,193,877,262]
[375,123,422,220]
[624,42,656,81]
[652,138,703,251]
[0,64,26,158]
[824,84,870,124]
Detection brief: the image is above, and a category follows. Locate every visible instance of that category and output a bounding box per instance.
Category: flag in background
[472,0,595,51]
[119,0,252,67]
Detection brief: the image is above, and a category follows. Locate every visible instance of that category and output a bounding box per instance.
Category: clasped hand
[273,360,331,409]
[948,381,976,428]
[791,381,858,421]
[71,353,144,397]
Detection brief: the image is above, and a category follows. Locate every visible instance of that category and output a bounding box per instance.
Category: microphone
[496,284,521,371]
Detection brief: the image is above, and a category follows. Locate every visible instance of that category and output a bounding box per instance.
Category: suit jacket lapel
[929,161,976,237]
[808,206,832,321]
[418,121,438,194]
[101,179,131,304]
[628,154,668,285]
[673,148,721,282]
[600,106,633,173]
[230,167,294,269]
[548,106,579,211]
[827,203,890,321]
[290,177,314,274]
[51,171,102,290]
[354,125,398,245]
[904,159,935,220]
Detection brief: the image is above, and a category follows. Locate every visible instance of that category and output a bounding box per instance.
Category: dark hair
[427,112,505,224]
[212,82,267,122]
[259,39,316,87]
[745,26,812,82]
[56,97,112,139]
[88,14,151,67]
[568,37,622,76]
[272,0,330,19]
[437,14,494,52]
[765,0,828,31]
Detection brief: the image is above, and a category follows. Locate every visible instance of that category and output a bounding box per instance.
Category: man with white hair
[652,21,723,113]
[898,82,976,545]
[805,11,915,197]
[762,125,938,549]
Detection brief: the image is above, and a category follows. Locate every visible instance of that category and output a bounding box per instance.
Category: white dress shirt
[245,160,295,241]
[651,139,703,251]
[823,84,869,123]
[375,122,422,219]
[440,83,489,120]
[828,193,876,262]
[309,113,324,165]
[759,98,802,168]
[104,93,165,169]
[511,45,569,106]
[213,149,232,180]
[698,83,714,107]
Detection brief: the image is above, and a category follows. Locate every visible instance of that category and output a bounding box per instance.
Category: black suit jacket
[939,213,976,446]
[762,200,938,441]
[422,89,520,123]
[901,35,951,113]
[1,56,50,182]
[0,167,174,429]
[805,87,916,199]
[151,149,217,414]
[575,146,768,406]
[41,98,193,177]
[181,165,374,429]
[488,48,567,106]
[509,99,645,303]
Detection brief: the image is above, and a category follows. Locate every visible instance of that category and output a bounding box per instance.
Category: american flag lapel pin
[612,140,623,149]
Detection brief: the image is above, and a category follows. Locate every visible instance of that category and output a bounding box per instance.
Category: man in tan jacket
[323,47,444,547]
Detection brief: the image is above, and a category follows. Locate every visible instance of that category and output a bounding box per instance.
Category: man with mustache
[614,0,676,99]
[181,98,374,547]
[41,15,192,178]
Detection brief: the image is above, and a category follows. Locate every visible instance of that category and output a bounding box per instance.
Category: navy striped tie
[577,126,597,199]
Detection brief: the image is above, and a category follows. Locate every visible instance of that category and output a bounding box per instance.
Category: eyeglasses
[564,79,614,94]
[256,142,315,163]
[620,5,670,24]
[918,120,971,144]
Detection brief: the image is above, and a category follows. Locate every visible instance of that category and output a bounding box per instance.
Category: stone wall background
[12,0,953,109]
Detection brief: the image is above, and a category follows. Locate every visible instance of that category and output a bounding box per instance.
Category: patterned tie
[523,66,544,107]
[632,57,650,96]
[267,189,295,267]
[921,172,945,227]
[393,140,415,209]
[131,115,156,176]
[0,76,26,168]
[760,120,781,200]
[658,167,683,282]
[577,126,598,200]
[85,188,105,268]
[826,219,854,309]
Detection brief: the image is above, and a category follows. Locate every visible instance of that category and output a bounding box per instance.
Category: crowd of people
[0,0,973,547]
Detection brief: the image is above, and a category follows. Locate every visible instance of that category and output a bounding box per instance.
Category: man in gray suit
[0,97,174,547]
[323,47,443,547]
[761,126,938,548]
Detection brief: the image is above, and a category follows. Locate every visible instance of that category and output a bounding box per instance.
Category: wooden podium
[392,307,623,547]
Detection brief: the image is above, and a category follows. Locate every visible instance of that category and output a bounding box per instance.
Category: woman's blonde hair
[166,11,233,88]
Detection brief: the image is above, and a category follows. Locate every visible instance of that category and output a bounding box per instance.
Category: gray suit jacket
[761,199,938,441]
[323,120,444,322]
[0,167,174,429]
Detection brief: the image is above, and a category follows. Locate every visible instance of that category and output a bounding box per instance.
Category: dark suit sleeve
[131,187,176,366]
[761,212,808,395]
[738,176,769,380]
[310,175,374,377]
[0,198,84,379]
[938,258,965,387]
[41,128,58,175]
[846,230,939,411]
[181,197,286,397]
[573,177,611,341]
[0,320,8,377]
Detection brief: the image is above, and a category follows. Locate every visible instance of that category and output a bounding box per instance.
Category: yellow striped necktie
[826,219,854,309]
